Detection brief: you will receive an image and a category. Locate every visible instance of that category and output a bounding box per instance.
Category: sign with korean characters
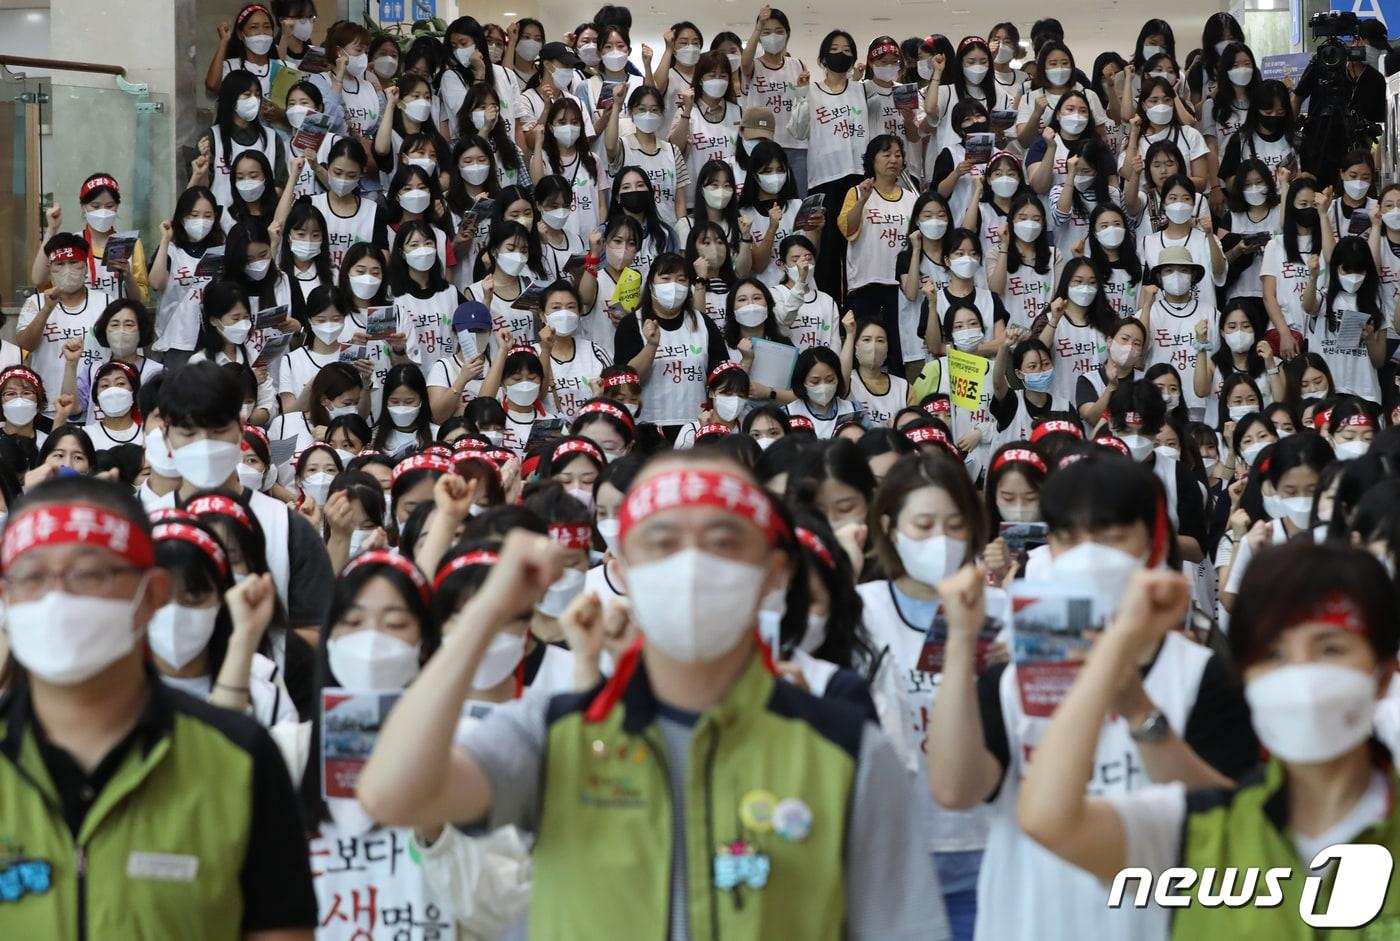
[947,349,990,411]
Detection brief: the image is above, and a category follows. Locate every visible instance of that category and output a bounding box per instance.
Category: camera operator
[1367,18,1400,77]
[1293,17,1385,189]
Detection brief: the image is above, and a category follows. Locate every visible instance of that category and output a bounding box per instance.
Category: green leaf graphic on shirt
[690,344,705,355]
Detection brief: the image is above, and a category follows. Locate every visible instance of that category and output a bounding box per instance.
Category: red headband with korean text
[2,504,153,570]
[618,469,788,547]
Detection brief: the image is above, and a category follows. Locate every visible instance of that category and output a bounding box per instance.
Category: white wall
[0,8,51,68]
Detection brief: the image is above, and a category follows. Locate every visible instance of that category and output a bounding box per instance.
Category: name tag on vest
[127,852,199,882]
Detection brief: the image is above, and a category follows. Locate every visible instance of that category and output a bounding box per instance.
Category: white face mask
[546,310,580,336]
[1383,208,1400,231]
[1048,541,1142,619]
[1142,44,1165,60]
[327,175,360,197]
[460,163,491,186]
[995,42,1016,65]
[701,78,730,99]
[291,18,314,41]
[633,111,663,134]
[1160,271,1192,296]
[398,189,431,214]
[998,502,1039,523]
[1262,493,1313,526]
[1224,329,1255,354]
[1163,393,1181,410]
[235,96,262,122]
[147,603,219,669]
[949,256,980,279]
[665,45,699,69]
[552,123,582,148]
[602,49,629,71]
[84,207,118,233]
[895,532,965,586]
[472,630,527,688]
[626,547,768,662]
[291,238,322,260]
[217,319,252,345]
[989,176,1019,198]
[703,186,734,210]
[760,34,787,55]
[108,328,139,359]
[576,43,600,66]
[872,63,901,83]
[593,518,623,557]
[496,251,528,276]
[713,394,743,421]
[387,403,420,427]
[1243,184,1268,207]
[2,398,37,426]
[349,273,382,299]
[1146,103,1175,125]
[962,63,989,83]
[399,99,434,126]
[301,471,336,507]
[244,34,275,56]
[1093,224,1125,248]
[1338,272,1366,294]
[173,438,243,489]
[1163,201,1194,225]
[244,258,271,279]
[1118,433,1156,462]
[1067,284,1098,307]
[1109,340,1138,367]
[1335,439,1370,461]
[652,282,689,310]
[345,53,368,76]
[805,381,837,406]
[952,327,984,351]
[236,462,265,492]
[1045,67,1072,86]
[1154,445,1180,461]
[1227,403,1255,422]
[1227,66,1253,87]
[145,427,179,476]
[183,217,214,241]
[372,55,398,79]
[919,217,949,240]
[312,321,344,345]
[918,59,936,80]
[1013,219,1042,242]
[754,435,776,450]
[537,566,586,618]
[454,43,477,67]
[6,579,148,685]
[96,387,134,417]
[1246,663,1376,763]
[403,245,437,272]
[1058,112,1089,135]
[1240,440,1270,467]
[505,381,539,406]
[542,207,571,230]
[735,303,768,328]
[1343,179,1371,200]
[327,629,421,690]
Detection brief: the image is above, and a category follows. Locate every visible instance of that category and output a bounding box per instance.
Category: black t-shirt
[976,646,1260,797]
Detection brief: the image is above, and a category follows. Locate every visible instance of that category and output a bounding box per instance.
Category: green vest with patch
[0,686,257,940]
[529,652,863,941]
[1174,758,1400,940]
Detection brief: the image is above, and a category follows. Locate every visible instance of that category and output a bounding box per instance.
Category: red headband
[787,416,815,432]
[186,494,252,528]
[1291,592,1370,636]
[422,445,454,460]
[695,423,731,439]
[1118,411,1144,428]
[619,469,788,547]
[357,448,385,458]
[507,344,538,358]
[869,40,900,60]
[241,424,268,452]
[796,527,835,569]
[549,523,593,549]
[153,523,228,578]
[992,448,1047,475]
[432,550,500,590]
[1031,420,1083,442]
[454,437,487,452]
[454,451,504,482]
[989,149,1022,169]
[79,175,119,202]
[1338,413,1374,430]
[1095,436,1131,458]
[905,425,957,455]
[344,549,431,604]
[577,399,635,432]
[48,245,88,264]
[483,448,516,466]
[0,366,43,397]
[391,453,454,484]
[1314,408,1334,431]
[235,3,271,28]
[924,399,953,416]
[520,454,543,479]
[603,370,641,388]
[2,504,154,570]
[708,361,743,386]
[552,438,605,468]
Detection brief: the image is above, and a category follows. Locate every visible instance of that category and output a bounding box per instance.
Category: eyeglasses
[1,565,142,601]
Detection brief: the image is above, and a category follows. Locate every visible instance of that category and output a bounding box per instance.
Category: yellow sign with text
[947,349,989,411]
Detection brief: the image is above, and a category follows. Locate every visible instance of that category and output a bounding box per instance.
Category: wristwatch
[1128,709,1170,744]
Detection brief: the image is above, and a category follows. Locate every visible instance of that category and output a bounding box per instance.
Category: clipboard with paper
[748,339,799,391]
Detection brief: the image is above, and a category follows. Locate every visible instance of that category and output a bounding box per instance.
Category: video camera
[1310,10,1368,69]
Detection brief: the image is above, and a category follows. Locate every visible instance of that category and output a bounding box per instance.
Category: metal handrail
[0,55,126,77]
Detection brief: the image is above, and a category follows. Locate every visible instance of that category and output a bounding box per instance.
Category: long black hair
[213,70,268,176]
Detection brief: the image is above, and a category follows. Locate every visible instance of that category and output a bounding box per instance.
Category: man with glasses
[0,476,316,940]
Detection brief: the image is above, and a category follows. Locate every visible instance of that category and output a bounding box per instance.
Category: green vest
[1174,758,1400,939]
[530,652,864,941]
[0,685,256,941]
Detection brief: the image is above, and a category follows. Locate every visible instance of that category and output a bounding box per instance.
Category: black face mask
[619,191,650,214]
[824,52,855,74]
[1257,114,1284,136]
[962,120,989,139]
[1294,206,1319,229]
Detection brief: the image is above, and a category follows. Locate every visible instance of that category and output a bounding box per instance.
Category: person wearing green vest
[0,476,317,941]
[1016,539,1400,937]
[358,452,947,940]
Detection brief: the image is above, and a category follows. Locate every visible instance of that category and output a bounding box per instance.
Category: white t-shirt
[1224,206,1282,299]
[849,370,908,426]
[744,56,808,150]
[1145,294,1218,413]
[548,339,612,420]
[846,188,917,288]
[1308,283,1381,403]
[1140,228,1225,313]
[17,288,112,415]
[1260,235,1319,333]
[802,81,870,189]
[309,193,379,272]
[680,101,741,207]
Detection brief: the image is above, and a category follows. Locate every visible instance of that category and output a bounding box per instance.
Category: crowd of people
[4,2,1400,939]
